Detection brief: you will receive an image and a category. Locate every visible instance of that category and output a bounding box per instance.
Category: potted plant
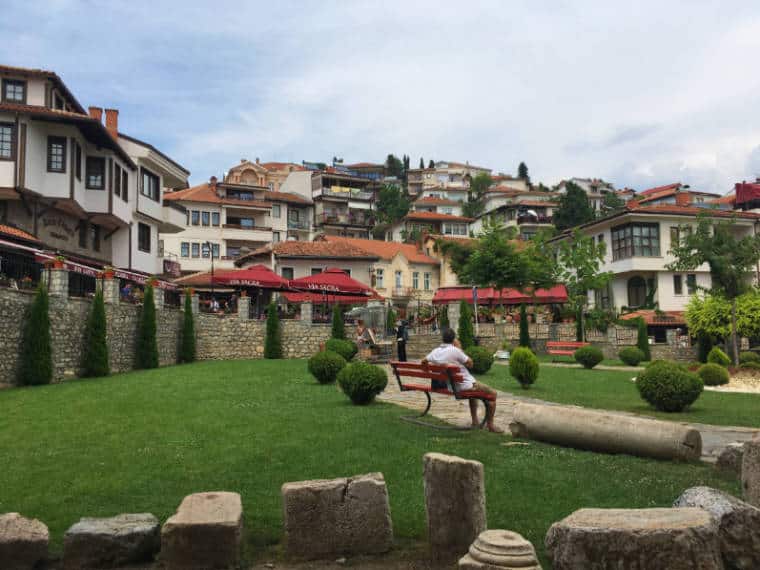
[20,276,34,290]
[53,255,65,269]
[102,265,115,279]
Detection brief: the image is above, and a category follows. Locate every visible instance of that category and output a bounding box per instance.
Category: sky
[3,1,760,194]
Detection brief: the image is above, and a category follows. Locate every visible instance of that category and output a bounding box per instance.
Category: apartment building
[161,177,313,273]
[472,187,556,239]
[412,195,464,217]
[0,64,188,277]
[390,211,473,242]
[634,183,720,207]
[406,160,492,196]
[224,158,305,191]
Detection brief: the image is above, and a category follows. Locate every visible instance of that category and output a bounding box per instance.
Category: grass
[535,354,631,367]
[0,360,742,567]
[487,363,760,428]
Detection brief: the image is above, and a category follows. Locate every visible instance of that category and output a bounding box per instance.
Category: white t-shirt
[425,344,475,390]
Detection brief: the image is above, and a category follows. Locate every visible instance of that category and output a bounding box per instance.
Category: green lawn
[0,360,741,566]
[487,363,760,428]
[535,354,632,367]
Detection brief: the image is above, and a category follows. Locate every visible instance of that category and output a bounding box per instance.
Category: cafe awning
[211,264,289,289]
[289,267,376,296]
[281,291,383,305]
[432,284,567,305]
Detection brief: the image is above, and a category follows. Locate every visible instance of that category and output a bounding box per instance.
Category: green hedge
[707,347,730,368]
[618,346,645,366]
[697,363,729,386]
[325,338,357,361]
[337,362,388,405]
[636,360,703,412]
[573,346,604,369]
[307,350,347,384]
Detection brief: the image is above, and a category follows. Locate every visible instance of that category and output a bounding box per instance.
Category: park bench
[546,340,590,360]
[390,360,496,429]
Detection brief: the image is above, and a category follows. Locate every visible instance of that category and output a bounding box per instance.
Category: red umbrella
[211,264,289,289]
[289,267,375,296]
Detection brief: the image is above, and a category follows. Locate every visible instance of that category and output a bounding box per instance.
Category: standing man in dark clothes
[396,318,409,361]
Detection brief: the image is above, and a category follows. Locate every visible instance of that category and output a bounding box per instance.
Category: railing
[318,212,373,226]
[287,219,310,230]
[68,272,96,298]
[517,215,552,225]
[391,287,414,298]
[222,223,272,231]
[315,188,374,201]
[0,250,42,290]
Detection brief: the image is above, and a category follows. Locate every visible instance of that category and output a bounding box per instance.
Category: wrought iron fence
[68,272,96,298]
[0,249,42,290]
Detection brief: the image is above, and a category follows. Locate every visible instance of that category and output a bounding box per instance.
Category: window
[375,268,384,288]
[597,233,604,244]
[227,189,254,200]
[90,224,100,252]
[47,136,66,172]
[311,268,323,276]
[78,221,87,248]
[412,272,419,289]
[158,240,164,257]
[54,93,64,110]
[424,272,431,291]
[211,244,220,259]
[75,143,82,180]
[202,211,210,226]
[289,209,299,221]
[0,123,14,160]
[2,79,25,103]
[211,212,220,226]
[181,242,190,257]
[670,226,680,250]
[114,164,121,197]
[137,223,151,253]
[141,168,160,201]
[442,207,453,215]
[272,204,281,218]
[442,223,467,236]
[611,223,660,260]
[191,211,200,225]
[85,156,105,189]
[594,284,612,309]
[627,276,647,308]
[121,170,128,201]
[673,275,683,295]
[191,243,200,258]
[687,274,697,295]
[268,182,274,191]
[201,243,210,258]
[281,267,294,280]
[395,270,402,288]
[273,232,281,243]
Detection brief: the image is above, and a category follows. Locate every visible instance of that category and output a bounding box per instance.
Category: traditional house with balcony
[390,211,473,242]
[473,188,556,239]
[406,160,492,196]
[161,177,313,273]
[0,64,188,283]
[223,158,305,191]
[412,195,464,217]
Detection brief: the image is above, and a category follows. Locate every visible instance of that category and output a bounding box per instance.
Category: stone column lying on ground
[458,529,542,569]
[63,513,160,569]
[423,452,486,561]
[509,402,702,461]
[743,439,760,507]
[674,486,760,570]
[717,442,745,476]
[545,507,723,570]
[0,512,49,570]
[282,472,393,559]
[161,491,242,570]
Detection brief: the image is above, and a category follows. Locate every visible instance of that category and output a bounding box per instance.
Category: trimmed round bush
[618,346,646,366]
[739,351,759,365]
[509,347,539,389]
[465,346,494,374]
[325,338,357,362]
[697,363,729,386]
[573,346,604,369]
[636,360,703,412]
[740,361,760,370]
[308,350,347,384]
[707,346,730,368]
[337,362,388,405]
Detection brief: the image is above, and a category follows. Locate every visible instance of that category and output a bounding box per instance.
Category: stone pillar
[48,268,69,298]
[743,439,760,507]
[153,287,164,310]
[96,277,120,304]
[238,296,250,320]
[301,301,312,324]
[190,294,199,315]
[459,530,541,569]
[448,301,460,333]
[424,452,486,560]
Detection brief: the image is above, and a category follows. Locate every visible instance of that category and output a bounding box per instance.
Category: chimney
[210,175,223,197]
[104,108,119,139]
[255,157,260,164]
[675,191,691,206]
[241,158,247,163]
[88,106,103,122]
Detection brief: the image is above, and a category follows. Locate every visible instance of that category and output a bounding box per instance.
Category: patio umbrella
[211,264,290,289]
[289,267,375,295]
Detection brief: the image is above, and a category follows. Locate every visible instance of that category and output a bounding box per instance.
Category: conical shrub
[331,304,345,340]
[179,292,196,363]
[81,289,110,377]
[519,303,531,348]
[636,317,651,362]
[136,285,159,369]
[458,300,475,349]
[264,301,282,359]
[18,284,53,385]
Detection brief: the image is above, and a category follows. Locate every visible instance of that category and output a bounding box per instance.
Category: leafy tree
[553,229,613,341]
[419,157,424,169]
[601,191,626,214]
[517,161,530,184]
[136,285,159,369]
[458,300,475,349]
[428,159,435,169]
[636,317,651,361]
[179,291,196,363]
[554,182,595,231]
[81,289,109,377]
[386,307,396,335]
[519,303,530,348]
[375,184,410,225]
[462,173,492,218]
[385,154,404,178]
[668,215,760,365]
[18,284,52,386]
[331,304,346,340]
[685,291,760,344]
[264,301,282,358]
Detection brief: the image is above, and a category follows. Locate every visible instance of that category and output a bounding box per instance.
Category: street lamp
[205,241,214,297]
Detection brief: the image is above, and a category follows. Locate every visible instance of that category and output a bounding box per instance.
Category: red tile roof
[619,310,686,326]
[708,194,735,205]
[0,224,40,243]
[258,162,306,172]
[625,204,760,219]
[163,183,310,207]
[344,162,383,169]
[405,211,474,223]
[414,196,460,206]
[235,240,380,266]
[638,183,681,196]
[512,200,554,207]
[485,186,527,196]
[322,236,438,265]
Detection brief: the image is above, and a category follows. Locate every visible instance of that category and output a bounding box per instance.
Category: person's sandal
[487,425,505,434]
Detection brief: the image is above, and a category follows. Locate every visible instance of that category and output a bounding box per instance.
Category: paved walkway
[379,367,759,462]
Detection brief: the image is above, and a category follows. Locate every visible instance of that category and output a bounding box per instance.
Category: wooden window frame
[180,242,190,257]
[114,163,122,197]
[75,142,82,180]
[673,274,683,296]
[91,224,101,252]
[47,136,67,173]
[211,212,220,226]
[1,79,26,104]
[140,167,160,202]
[85,156,106,190]
[121,170,128,201]
[201,211,210,226]
[191,243,200,258]
[611,223,660,261]
[0,122,15,161]
[137,222,151,253]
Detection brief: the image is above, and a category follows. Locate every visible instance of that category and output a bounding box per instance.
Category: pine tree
[18,284,53,385]
[419,157,424,169]
[136,285,159,369]
[519,303,531,348]
[696,333,712,363]
[636,317,651,361]
[458,300,475,349]
[554,182,595,231]
[428,159,435,169]
[81,289,109,377]
[331,305,345,340]
[575,307,584,342]
[179,292,196,363]
[517,161,530,183]
[386,308,396,335]
[264,301,282,359]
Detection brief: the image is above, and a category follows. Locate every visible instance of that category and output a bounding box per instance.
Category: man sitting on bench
[421,328,503,433]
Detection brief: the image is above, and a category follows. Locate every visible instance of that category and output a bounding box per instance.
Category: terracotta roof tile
[0,224,40,243]
[258,162,306,171]
[414,196,460,206]
[638,183,682,196]
[163,183,310,207]
[627,204,760,219]
[322,236,437,265]
[235,240,380,266]
[619,310,686,326]
[405,211,474,223]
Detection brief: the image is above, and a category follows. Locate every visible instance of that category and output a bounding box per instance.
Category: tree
[519,303,530,348]
[685,290,760,346]
[428,159,435,169]
[81,289,109,377]
[136,285,159,369]
[385,154,404,178]
[553,229,613,341]
[264,301,282,358]
[462,173,492,219]
[179,291,196,363]
[18,284,52,385]
[419,157,424,169]
[668,215,760,365]
[601,191,626,214]
[517,162,530,184]
[553,182,595,231]
[385,307,396,335]
[458,300,475,349]
[636,318,651,361]
[375,184,410,226]
[331,305,346,340]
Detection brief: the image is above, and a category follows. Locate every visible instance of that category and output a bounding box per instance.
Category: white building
[406,160,492,196]
[472,188,557,239]
[0,64,188,276]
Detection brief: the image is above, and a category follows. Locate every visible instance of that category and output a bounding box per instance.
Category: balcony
[287,218,311,231]
[391,287,414,299]
[517,215,553,225]
[318,211,374,227]
[223,223,272,231]
[314,187,374,201]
